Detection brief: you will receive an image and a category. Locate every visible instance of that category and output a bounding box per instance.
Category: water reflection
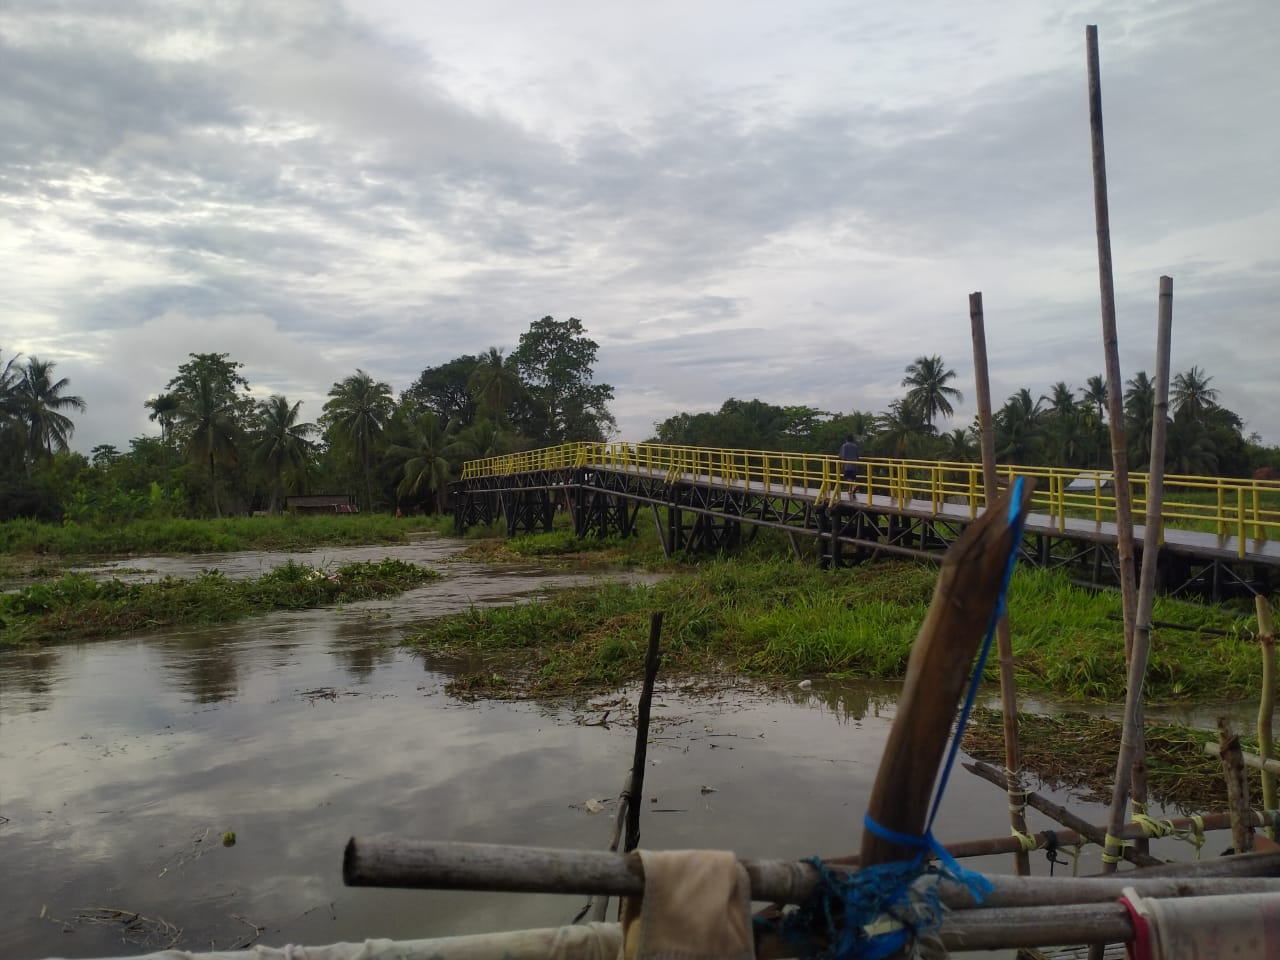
[0,648,64,713]
[328,619,398,681]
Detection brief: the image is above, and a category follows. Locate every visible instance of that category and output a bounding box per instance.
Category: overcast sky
[3,0,1278,454]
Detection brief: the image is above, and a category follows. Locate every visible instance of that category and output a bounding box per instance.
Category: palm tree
[901,355,963,430]
[1041,382,1090,467]
[0,349,23,468]
[874,399,932,459]
[1166,417,1218,475]
[1124,371,1157,469]
[323,370,394,511]
[937,426,977,463]
[389,410,469,513]
[462,417,515,460]
[1082,375,1108,422]
[993,389,1045,463]
[145,393,182,445]
[177,371,241,517]
[252,396,315,513]
[1043,382,1078,418]
[1171,366,1219,423]
[16,356,86,459]
[467,347,524,421]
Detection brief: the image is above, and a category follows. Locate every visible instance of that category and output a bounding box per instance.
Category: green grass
[0,558,441,645]
[404,553,1256,701]
[0,514,446,558]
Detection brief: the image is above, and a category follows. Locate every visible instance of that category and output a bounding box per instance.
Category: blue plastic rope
[783,476,1027,960]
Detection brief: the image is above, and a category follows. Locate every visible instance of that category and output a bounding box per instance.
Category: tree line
[0,317,617,521]
[3,336,1276,523]
[651,356,1269,479]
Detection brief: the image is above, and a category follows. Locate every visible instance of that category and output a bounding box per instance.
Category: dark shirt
[839,440,860,462]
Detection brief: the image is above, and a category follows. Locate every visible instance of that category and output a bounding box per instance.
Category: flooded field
[0,538,1208,958]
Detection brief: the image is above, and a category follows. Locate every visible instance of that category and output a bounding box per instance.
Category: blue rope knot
[782,823,993,960]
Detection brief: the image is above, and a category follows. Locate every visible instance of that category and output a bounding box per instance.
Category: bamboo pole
[828,805,1270,868]
[1218,719,1254,853]
[1085,32,1144,878]
[343,837,1280,905]
[587,613,664,922]
[1085,24,1139,667]
[969,291,1031,877]
[625,612,663,853]
[1100,276,1172,865]
[964,760,1159,867]
[859,479,1034,867]
[1205,741,1280,775]
[1259,596,1277,839]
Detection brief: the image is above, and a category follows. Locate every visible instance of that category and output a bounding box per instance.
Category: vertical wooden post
[1087,24,1142,879]
[970,292,1031,876]
[1259,597,1277,839]
[1218,719,1254,854]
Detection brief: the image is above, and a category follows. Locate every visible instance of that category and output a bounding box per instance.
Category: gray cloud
[2,0,1276,453]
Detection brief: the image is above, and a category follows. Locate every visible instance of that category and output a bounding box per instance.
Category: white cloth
[619,850,754,960]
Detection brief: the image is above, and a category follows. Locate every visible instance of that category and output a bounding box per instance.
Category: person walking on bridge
[839,434,861,497]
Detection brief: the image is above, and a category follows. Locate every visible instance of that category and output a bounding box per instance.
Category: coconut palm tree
[993,389,1045,463]
[901,355,963,430]
[467,347,525,421]
[1124,371,1157,469]
[177,370,241,517]
[389,410,469,513]
[874,399,932,459]
[252,396,315,513]
[323,370,394,511]
[16,356,86,459]
[0,350,23,469]
[937,426,977,463]
[145,393,182,446]
[461,417,515,460]
[1171,366,1219,423]
[1082,375,1108,422]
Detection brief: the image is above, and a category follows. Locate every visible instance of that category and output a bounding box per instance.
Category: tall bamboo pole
[1085,25,1139,665]
[1098,277,1172,874]
[1258,597,1277,840]
[969,292,1030,876]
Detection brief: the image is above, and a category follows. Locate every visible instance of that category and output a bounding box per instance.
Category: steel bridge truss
[452,468,1272,601]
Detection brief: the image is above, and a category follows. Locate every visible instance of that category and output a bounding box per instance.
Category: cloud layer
[4,0,1278,450]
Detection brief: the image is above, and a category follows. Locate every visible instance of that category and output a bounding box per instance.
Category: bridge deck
[585,460,1280,567]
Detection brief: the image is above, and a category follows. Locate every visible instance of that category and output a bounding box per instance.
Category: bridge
[452,442,1280,601]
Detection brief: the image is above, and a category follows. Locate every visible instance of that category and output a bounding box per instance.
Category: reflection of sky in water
[0,546,1167,959]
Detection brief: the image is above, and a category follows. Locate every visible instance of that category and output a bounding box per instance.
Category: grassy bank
[0,513,455,560]
[1,558,440,645]
[404,555,1256,701]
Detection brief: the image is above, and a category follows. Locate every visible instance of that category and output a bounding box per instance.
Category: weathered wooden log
[860,478,1034,867]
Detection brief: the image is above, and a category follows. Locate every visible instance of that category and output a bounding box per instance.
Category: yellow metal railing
[461,442,1280,555]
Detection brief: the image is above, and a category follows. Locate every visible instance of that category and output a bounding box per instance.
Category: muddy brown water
[0,538,1220,959]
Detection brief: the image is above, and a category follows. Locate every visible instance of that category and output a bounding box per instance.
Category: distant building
[285,494,359,514]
